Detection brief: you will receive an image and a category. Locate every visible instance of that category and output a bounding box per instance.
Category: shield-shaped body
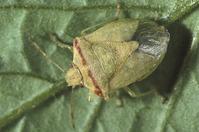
[66,19,170,99]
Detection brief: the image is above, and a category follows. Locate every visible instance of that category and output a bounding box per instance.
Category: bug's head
[65,65,82,88]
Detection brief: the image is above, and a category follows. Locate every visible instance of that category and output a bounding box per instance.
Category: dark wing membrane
[133,20,170,58]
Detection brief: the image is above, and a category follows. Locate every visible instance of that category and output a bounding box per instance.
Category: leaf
[0,0,198,132]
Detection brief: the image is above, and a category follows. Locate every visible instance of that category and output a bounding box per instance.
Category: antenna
[31,41,65,73]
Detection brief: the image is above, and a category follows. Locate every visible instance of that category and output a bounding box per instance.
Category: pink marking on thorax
[73,38,103,97]
[73,38,86,65]
[88,70,103,97]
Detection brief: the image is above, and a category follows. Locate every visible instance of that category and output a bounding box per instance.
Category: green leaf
[0,0,198,132]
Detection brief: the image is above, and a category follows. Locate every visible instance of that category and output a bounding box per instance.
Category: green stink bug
[32,19,169,100]
[66,19,170,100]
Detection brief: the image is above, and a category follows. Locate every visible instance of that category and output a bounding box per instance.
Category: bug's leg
[81,2,122,36]
[80,2,122,37]
[80,1,122,37]
[80,21,114,36]
[69,88,76,129]
[48,33,73,52]
[87,90,93,102]
[124,87,155,98]
[115,91,123,107]
[30,40,65,73]
[115,0,121,18]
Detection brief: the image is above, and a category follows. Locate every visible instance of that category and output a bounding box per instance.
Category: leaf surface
[0,0,198,132]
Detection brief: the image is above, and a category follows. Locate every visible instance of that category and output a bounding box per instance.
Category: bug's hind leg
[48,33,73,52]
[124,87,156,98]
[115,91,124,107]
[125,87,169,103]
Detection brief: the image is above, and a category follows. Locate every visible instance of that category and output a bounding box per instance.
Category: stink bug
[32,19,169,100]
[66,19,169,99]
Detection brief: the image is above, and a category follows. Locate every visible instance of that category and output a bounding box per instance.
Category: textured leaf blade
[0,0,198,132]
